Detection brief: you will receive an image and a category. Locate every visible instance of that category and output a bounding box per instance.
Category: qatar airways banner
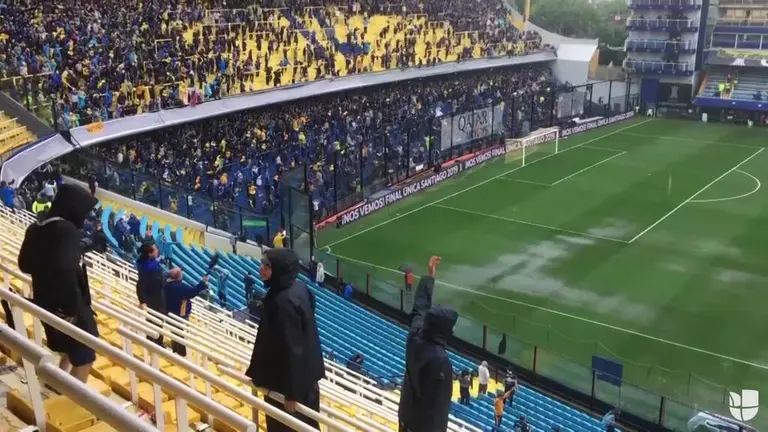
[338,138,552,227]
[439,103,505,149]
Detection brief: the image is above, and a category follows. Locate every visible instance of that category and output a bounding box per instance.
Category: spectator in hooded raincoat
[245,249,325,432]
[398,256,457,432]
[18,184,99,383]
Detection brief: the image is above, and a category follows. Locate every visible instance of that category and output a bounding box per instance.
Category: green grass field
[316,117,768,429]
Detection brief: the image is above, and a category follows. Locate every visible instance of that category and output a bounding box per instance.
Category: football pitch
[316,117,768,428]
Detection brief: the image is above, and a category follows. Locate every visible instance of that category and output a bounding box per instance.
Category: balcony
[711,32,768,49]
[628,0,702,10]
[626,17,700,31]
[714,18,768,33]
[718,0,768,7]
[717,18,768,27]
[624,60,694,75]
[625,39,697,53]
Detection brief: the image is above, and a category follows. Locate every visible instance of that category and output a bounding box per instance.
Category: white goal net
[505,127,560,166]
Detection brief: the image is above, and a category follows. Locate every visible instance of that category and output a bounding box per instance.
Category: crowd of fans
[0,0,546,128]
[60,64,558,231]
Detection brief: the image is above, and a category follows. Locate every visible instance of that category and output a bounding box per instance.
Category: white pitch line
[550,151,626,186]
[433,204,628,243]
[581,145,624,152]
[690,169,762,204]
[329,252,768,372]
[496,177,552,186]
[324,119,654,248]
[617,132,764,149]
[629,148,765,243]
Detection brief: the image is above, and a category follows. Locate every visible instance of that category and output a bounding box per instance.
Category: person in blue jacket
[127,214,141,239]
[343,282,354,300]
[164,268,208,357]
[0,181,15,209]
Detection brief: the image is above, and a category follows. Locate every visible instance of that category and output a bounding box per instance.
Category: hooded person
[136,241,165,346]
[17,183,99,383]
[245,249,325,431]
[398,256,457,432]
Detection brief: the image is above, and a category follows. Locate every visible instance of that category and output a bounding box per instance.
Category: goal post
[505,127,560,166]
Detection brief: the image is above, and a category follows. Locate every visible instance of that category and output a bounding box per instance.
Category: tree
[528,0,628,64]
[529,0,628,45]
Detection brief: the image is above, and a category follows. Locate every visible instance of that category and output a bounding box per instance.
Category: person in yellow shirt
[494,389,514,427]
[272,228,287,248]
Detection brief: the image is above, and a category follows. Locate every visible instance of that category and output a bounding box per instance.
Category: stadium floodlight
[506,126,560,166]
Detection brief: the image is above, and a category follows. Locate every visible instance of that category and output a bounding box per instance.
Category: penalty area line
[324,118,654,249]
[689,169,761,204]
[550,151,626,186]
[326,253,768,372]
[629,148,764,243]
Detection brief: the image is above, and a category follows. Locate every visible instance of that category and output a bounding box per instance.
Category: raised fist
[428,256,441,277]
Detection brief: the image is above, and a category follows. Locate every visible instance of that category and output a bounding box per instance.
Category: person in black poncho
[245,248,325,431]
[18,184,99,383]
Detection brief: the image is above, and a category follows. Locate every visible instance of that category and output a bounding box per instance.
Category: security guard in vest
[31,193,52,215]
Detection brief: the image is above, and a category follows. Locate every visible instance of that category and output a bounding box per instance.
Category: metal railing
[711,32,768,49]
[624,60,693,73]
[625,39,695,51]
[58,146,274,242]
[0,206,480,432]
[0,322,159,431]
[0,272,263,431]
[716,17,768,26]
[719,0,768,6]
[626,17,699,28]
[628,0,702,6]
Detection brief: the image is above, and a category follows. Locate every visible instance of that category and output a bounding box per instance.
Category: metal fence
[302,80,638,224]
[58,146,273,241]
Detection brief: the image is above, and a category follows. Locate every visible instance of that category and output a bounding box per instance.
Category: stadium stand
[0,0,634,429]
[32,185,617,432]
[694,0,768,117]
[0,0,544,129]
[0,111,36,159]
[0,205,482,431]
[59,64,560,237]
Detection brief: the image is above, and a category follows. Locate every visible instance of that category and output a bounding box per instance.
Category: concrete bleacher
[700,69,730,97]
[0,111,36,159]
[728,69,768,101]
[700,68,768,101]
[93,197,613,431]
[159,7,533,97]
[0,206,439,431]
